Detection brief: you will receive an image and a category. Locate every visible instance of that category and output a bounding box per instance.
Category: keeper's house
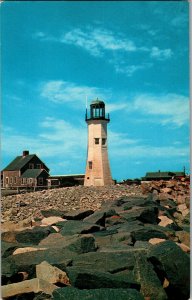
[2,150,49,188]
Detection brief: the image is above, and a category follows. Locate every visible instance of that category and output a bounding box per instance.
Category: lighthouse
[84,99,114,186]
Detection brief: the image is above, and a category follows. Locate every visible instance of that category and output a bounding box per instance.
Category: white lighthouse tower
[84,99,114,186]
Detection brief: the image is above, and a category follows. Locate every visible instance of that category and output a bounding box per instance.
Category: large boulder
[131,226,168,243]
[6,226,57,245]
[65,234,97,254]
[2,248,77,281]
[148,240,190,300]
[118,206,159,224]
[71,251,136,273]
[66,267,140,289]
[39,233,97,254]
[134,251,168,300]
[53,287,144,300]
[83,210,112,226]
[59,220,102,235]
[61,209,94,220]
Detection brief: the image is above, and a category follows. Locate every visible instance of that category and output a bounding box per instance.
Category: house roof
[144,171,185,178]
[173,172,185,176]
[21,169,49,178]
[145,172,172,178]
[3,155,36,171]
[3,154,49,171]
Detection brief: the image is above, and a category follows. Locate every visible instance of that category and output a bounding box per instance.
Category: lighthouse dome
[90,99,105,106]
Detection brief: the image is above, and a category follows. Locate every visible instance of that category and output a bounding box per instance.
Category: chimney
[23,150,29,157]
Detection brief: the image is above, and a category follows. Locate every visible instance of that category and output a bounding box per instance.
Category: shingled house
[2,150,49,188]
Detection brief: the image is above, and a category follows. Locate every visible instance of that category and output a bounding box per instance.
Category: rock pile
[1,189,190,299]
[141,179,190,230]
[1,185,142,225]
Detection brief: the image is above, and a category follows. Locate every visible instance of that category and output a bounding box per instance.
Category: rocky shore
[1,180,190,299]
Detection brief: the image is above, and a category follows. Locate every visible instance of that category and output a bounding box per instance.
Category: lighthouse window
[102,138,106,145]
[89,161,92,169]
[95,138,99,144]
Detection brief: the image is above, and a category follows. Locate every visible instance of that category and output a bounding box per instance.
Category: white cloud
[133,93,189,127]
[40,80,109,105]
[150,47,173,60]
[34,27,173,76]
[114,63,152,77]
[61,28,137,57]
[2,118,86,160]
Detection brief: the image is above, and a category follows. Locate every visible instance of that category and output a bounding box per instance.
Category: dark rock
[122,197,156,210]
[131,227,167,242]
[66,267,140,289]
[41,209,66,218]
[59,220,102,235]
[53,287,144,300]
[119,206,159,224]
[111,220,144,234]
[61,209,94,220]
[93,227,118,237]
[5,292,36,300]
[2,248,76,280]
[39,233,97,254]
[148,240,190,300]
[14,226,57,245]
[134,251,168,300]
[1,241,21,258]
[134,241,152,250]
[112,196,148,208]
[72,251,135,273]
[83,211,107,226]
[4,292,53,300]
[131,224,176,243]
[38,233,71,247]
[65,234,97,254]
[94,231,132,251]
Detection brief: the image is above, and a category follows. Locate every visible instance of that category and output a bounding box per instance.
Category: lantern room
[86,98,110,121]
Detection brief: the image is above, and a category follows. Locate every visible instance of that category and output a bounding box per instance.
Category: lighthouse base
[84,177,114,186]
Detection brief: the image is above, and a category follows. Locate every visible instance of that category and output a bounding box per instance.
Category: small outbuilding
[142,170,185,181]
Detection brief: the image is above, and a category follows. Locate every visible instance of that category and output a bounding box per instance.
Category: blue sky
[1,1,189,180]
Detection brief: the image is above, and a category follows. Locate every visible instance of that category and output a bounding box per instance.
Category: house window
[28,178,33,184]
[22,178,26,184]
[14,177,17,184]
[6,177,9,184]
[38,177,43,185]
[102,138,106,145]
[29,164,34,169]
[94,138,99,144]
[88,161,92,169]
[10,177,13,184]
[36,164,41,169]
